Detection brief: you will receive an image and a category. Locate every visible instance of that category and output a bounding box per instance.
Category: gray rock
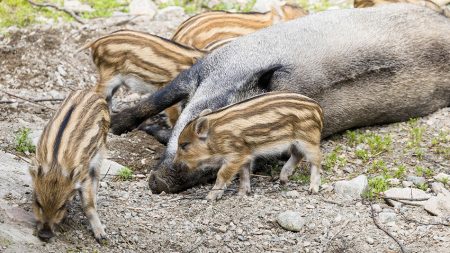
[155,6,185,21]
[252,0,281,12]
[64,0,93,13]
[366,236,374,245]
[277,211,305,232]
[284,190,300,198]
[406,175,426,186]
[431,182,449,195]
[387,178,400,186]
[402,181,413,188]
[434,173,450,185]
[383,188,430,206]
[100,159,124,176]
[378,212,397,224]
[334,175,368,199]
[371,204,382,213]
[424,194,450,217]
[129,0,157,17]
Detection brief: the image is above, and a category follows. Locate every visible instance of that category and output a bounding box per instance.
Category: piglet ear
[199,109,212,117]
[195,117,209,139]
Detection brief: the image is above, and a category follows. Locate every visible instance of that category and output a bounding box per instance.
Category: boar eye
[180,142,190,150]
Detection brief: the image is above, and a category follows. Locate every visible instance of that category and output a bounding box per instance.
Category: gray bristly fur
[141,4,450,193]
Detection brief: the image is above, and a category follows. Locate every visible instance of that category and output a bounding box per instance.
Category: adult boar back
[111,4,450,193]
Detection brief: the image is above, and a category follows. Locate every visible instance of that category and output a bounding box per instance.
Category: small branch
[250,173,271,178]
[370,203,407,253]
[0,90,56,111]
[27,0,85,24]
[101,165,111,181]
[383,196,430,202]
[33,98,64,102]
[321,220,350,253]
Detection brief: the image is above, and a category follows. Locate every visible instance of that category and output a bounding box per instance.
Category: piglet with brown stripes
[29,89,110,243]
[172,92,323,201]
[78,30,206,127]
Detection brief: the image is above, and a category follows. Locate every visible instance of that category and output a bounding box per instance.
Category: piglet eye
[180,142,190,150]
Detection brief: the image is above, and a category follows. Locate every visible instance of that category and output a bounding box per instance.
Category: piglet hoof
[237,188,251,196]
[308,184,319,194]
[95,233,108,245]
[206,190,224,201]
[279,176,288,185]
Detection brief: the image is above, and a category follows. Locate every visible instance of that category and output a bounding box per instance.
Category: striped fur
[79,30,206,126]
[30,90,110,243]
[171,4,308,51]
[354,0,449,13]
[173,92,323,200]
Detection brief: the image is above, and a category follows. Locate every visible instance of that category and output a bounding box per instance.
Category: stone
[406,175,426,186]
[371,204,382,213]
[378,212,397,224]
[155,6,185,21]
[100,159,124,176]
[252,0,281,13]
[284,190,300,198]
[277,211,305,232]
[366,236,374,245]
[431,182,449,195]
[402,181,413,188]
[383,188,430,206]
[64,0,93,12]
[434,173,450,185]
[333,175,368,199]
[129,0,157,18]
[424,194,450,217]
[387,178,400,186]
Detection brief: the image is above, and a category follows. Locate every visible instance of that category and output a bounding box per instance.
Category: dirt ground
[0,12,449,253]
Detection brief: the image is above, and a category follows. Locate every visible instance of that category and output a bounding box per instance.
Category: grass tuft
[15,127,35,154]
[117,166,133,181]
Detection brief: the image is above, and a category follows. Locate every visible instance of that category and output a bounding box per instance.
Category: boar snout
[38,224,55,241]
[148,170,172,194]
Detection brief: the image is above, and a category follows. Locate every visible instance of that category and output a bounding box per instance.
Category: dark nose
[38,224,54,241]
[148,171,170,194]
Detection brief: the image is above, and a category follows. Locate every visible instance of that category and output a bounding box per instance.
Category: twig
[27,0,85,24]
[0,90,56,111]
[0,100,15,104]
[320,197,345,207]
[370,203,407,253]
[12,153,31,164]
[0,98,63,104]
[101,165,111,181]
[383,196,430,202]
[321,220,350,253]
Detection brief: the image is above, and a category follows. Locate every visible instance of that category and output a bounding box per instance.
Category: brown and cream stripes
[171,4,308,51]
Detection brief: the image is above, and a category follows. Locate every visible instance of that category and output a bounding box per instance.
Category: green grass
[15,127,35,154]
[368,159,387,174]
[290,171,310,184]
[364,176,390,199]
[323,145,346,171]
[417,182,428,191]
[117,166,133,181]
[406,118,425,148]
[392,165,406,179]
[81,0,128,19]
[438,177,449,185]
[355,149,369,162]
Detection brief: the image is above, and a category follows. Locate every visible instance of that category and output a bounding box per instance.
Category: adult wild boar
[111,4,450,193]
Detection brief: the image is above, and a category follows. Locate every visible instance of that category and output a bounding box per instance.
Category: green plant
[393,165,406,179]
[368,160,387,174]
[366,134,392,155]
[415,166,424,177]
[407,118,425,148]
[438,177,449,185]
[15,127,35,153]
[323,146,346,171]
[117,167,133,181]
[417,182,428,191]
[290,173,310,184]
[413,148,425,160]
[355,149,369,162]
[365,176,389,199]
[81,0,127,19]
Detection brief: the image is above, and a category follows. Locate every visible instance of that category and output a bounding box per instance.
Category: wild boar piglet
[79,29,205,126]
[174,92,323,200]
[29,89,110,243]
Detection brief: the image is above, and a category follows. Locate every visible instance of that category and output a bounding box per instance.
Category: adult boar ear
[255,64,285,91]
[199,109,212,117]
[195,117,209,139]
